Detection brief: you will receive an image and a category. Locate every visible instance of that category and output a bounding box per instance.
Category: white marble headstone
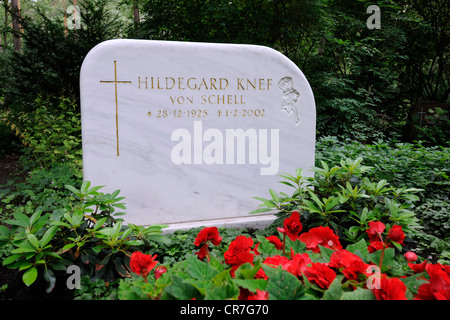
[80,39,316,231]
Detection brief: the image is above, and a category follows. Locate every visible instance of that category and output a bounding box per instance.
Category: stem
[282,233,286,255]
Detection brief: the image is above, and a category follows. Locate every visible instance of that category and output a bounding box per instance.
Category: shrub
[315,136,449,201]
[0,181,169,290]
[250,157,423,245]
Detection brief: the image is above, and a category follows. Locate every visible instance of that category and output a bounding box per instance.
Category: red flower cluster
[366,221,405,253]
[299,226,342,253]
[372,274,408,300]
[224,235,254,276]
[277,211,302,241]
[329,249,369,281]
[194,227,222,261]
[130,251,159,282]
[414,263,450,300]
[128,213,449,300]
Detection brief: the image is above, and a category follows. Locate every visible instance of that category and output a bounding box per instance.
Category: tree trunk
[11,0,20,51]
[133,0,140,25]
[1,0,10,50]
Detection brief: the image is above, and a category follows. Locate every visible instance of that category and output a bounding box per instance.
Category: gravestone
[80,39,316,231]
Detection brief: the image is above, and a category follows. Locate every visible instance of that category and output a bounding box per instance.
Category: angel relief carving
[278,77,300,125]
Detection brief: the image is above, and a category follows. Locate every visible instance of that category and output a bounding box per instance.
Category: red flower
[263,255,290,268]
[130,251,158,281]
[194,227,222,246]
[404,251,418,262]
[329,249,369,280]
[387,225,405,245]
[367,240,387,253]
[154,265,167,279]
[408,260,428,273]
[195,243,209,261]
[224,235,254,276]
[255,255,290,279]
[415,264,450,300]
[366,221,385,243]
[304,262,336,289]
[277,211,302,241]
[283,250,311,278]
[248,289,269,300]
[238,288,269,300]
[266,235,283,250]
[299,226,342,253]
[372,274,408,300]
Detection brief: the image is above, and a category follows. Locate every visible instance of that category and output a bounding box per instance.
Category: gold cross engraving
[99,61,132,156]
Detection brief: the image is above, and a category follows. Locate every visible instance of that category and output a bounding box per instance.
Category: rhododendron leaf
[23,266,38,287]
[323,275,344,300]
[340,288,376,300]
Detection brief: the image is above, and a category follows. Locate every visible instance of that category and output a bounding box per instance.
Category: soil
[0,153,20,186]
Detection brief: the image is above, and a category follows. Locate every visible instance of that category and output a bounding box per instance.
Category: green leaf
[322,275,344,300]
[346,238,369,262]
[12,212,29,228]
[340,287,376,300]
[285,238,306,255]
[269,189,280,203]
[2,254,22,266]
[264,265,304,300]
[255,235,280,256]
[27,234,40,250]
[368,248,395,268]
[23,267,38,287]
[40,226,58,248]
[185,256,219,281]
[64,184,79,195]
[234,261,262,280]
[233,278,267,293]
[164,275,201,300]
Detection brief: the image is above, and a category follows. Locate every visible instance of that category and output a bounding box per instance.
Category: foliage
[117,220,445,300]
[1,97,82,170]
[315,136,449,200]
[0,181,169,289]
[250,157,423,245]
[0,0,125,111]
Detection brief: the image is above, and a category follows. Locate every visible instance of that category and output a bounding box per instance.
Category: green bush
[0,181,169,290]
[251,158,423,245]
[315,136,450,200]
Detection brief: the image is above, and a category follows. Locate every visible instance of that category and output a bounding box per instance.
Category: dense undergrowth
[0,98,449,300]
